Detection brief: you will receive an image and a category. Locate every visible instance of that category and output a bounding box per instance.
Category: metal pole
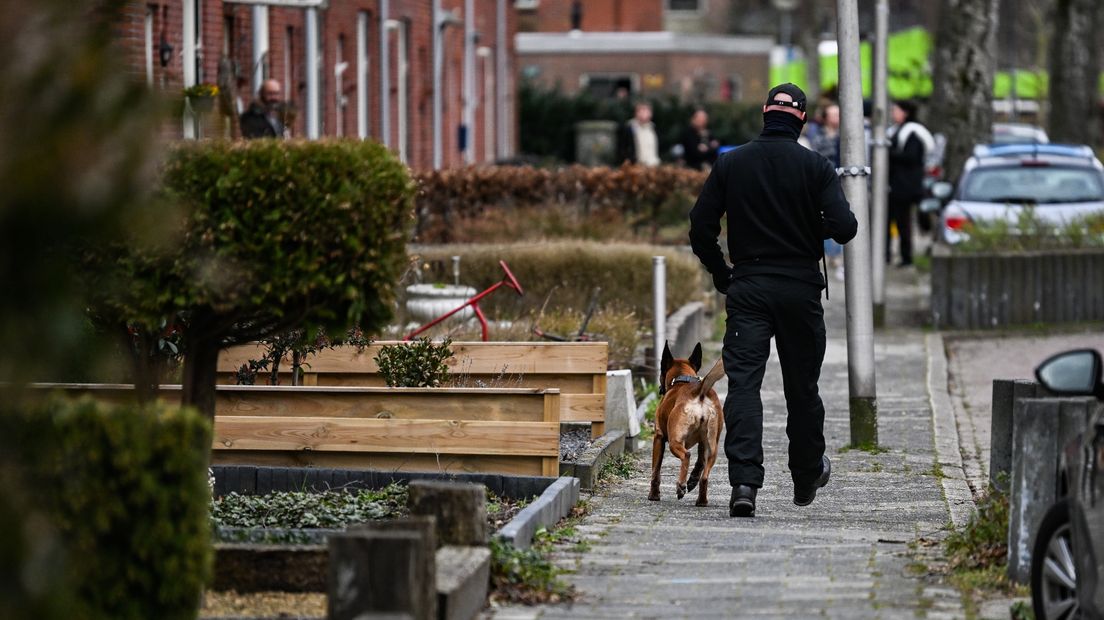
[463,0,476,164]
[433,0,444,169]
[380,0,391,148]
[653,256,666,387]
[252,5,269,93]
[836,0,878,447]
[496,0,509,160]
[479,46,495,163]
[871,0,889,326]
[182,0,196,139]
[305,7,320,139]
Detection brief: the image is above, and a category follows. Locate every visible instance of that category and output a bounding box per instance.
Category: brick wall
[521,0,664,33]
[112,0,516,169]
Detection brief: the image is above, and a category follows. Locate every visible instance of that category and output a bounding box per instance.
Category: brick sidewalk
[487,269,968,619]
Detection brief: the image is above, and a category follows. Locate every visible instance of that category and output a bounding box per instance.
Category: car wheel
[1032,499,1079,620]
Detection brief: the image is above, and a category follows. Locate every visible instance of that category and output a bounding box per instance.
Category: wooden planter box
[931,246,1104,330]
[219,341,609,437]
[40,383,561,477]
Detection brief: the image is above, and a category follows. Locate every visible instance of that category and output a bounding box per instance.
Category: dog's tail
[692,358,725,401]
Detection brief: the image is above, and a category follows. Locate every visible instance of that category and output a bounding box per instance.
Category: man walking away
[688,83,858,518]
[617,102,660,167]
[240,79,288,139]
[680,108,720,170]
[886,99,934,266]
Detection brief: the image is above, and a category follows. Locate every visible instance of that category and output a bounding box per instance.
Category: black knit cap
[765,83,807,113]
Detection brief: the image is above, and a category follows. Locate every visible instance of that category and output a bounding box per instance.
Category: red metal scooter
[404,260,524,342]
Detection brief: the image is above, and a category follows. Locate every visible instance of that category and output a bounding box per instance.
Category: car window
[960,166,1104,204]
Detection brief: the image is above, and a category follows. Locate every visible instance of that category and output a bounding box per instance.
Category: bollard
[990,379,1041,492]
[653,256,666,387]
[408,480,488,546]
[328,520,437,620]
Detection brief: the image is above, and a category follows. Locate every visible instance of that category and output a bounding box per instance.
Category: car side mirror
[1035,349,1103,397]
[931,181,954,200]
[919,198,942,214]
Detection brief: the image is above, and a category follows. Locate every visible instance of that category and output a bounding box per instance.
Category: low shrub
[0,397,212,620]
[955,209,1104,253]
[212,484,408,530]
[945,488,1009,571]
[534,306,640,369]
[374,337,454,387]
[411,242,704,321]
[412,164,708,244]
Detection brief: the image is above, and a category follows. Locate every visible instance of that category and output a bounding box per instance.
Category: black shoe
[730,485,757,518]
[794,456,831,506]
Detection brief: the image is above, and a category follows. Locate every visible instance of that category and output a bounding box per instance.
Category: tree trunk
[1048,0,1098,143]
[930,0,1000,185]
[181,327,220,422]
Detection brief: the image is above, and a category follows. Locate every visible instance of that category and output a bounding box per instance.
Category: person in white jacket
[886,99,934,266]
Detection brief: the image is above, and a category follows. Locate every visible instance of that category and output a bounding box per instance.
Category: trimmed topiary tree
[86,139,414,419]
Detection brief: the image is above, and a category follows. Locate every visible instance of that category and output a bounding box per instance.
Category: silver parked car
[992,122,1050,145]
[931,144,1104,245]
[1031,349,1104,620]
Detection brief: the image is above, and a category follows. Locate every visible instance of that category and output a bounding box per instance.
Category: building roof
[516,31,774,56]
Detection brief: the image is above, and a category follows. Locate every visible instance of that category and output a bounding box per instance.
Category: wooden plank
[213,417,559,457]
[560,394,605,423]
[216,390,549,422]
[219,342,609,376]
[303,373,596,393]
[541,457,560,477]
[211,451,546,476]
[543,391,560,424]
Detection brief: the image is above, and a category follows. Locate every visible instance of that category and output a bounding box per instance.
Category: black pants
[722,274,827,489]
[887,199,913,265]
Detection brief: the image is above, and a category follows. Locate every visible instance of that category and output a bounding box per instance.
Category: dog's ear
[661,341,673,372]
[689,343,703,372]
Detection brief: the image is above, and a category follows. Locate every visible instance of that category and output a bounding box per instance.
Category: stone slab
[604,369,639,437]
[497,476,580,550]
[435,546,491,620]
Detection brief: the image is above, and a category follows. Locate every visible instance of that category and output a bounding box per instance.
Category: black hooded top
[688,111,858,291]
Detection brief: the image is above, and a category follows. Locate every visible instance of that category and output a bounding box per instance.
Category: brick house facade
[112,0,517,169]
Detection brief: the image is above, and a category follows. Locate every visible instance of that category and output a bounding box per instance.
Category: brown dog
[648,342,725,506]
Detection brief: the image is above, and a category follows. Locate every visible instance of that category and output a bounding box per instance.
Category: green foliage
[598,452,639,483]
[212,484,408,530]
[0,0,164,385]
[489,537,574,604]
[956,209,1104,253]
[375,337,454,387]
[518,80,762,164]
[88,139,414,338]
[413,242,703,321]
[0,397,213,620]
[945,488,1009,571]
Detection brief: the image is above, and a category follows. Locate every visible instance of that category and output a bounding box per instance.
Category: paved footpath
[488,270,969,619]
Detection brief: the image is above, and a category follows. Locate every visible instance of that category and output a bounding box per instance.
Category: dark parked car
[1031,349,1104,620]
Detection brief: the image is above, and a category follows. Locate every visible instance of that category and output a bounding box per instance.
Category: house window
[581,74,637,100]
[667,0,700,11]
[515,0,539,9]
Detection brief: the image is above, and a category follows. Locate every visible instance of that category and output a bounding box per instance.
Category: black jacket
[888,126,926,204]
[680,126,717,170]
[240,102,285,139]
[689,130,858,291]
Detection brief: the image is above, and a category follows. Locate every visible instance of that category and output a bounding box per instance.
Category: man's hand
[712,268,733,294]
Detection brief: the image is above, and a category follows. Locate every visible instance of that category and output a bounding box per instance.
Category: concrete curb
[925,332,977,530]
[496,476,581,550]
[560,429,626,490]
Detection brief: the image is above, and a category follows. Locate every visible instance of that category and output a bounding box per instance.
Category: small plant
[183,83,219,98]
[598,452,639,484]
[211,484,409,531]
[374,337,453,387]
[945,487,1009,571]
[490,537,575,605]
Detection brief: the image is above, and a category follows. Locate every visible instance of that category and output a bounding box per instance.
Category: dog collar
[659,374,700,396]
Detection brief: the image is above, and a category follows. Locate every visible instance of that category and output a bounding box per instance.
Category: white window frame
[356,12,370,139]
[666,0,703,13]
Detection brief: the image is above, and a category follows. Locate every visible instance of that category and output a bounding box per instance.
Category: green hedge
[0,397,213,619]
[411,242,704,320]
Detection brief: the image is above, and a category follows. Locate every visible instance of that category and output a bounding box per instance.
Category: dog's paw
[648,490,660,501]
[695,498,709,507]
[676,483,687,499]
[686,477,699,492]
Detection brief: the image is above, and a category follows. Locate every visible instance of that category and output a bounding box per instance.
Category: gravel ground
[201,591,325,619]
[558,426,592,462]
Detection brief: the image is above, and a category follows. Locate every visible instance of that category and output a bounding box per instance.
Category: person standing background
[886,99,934,267]
[240,79,288,139]
[688,83,858,518]
[618,102,660,167]
[810,103,844,280]
[680,108,720,170]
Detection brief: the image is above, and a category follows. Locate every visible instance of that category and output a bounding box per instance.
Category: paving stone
[484,268,966,618]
